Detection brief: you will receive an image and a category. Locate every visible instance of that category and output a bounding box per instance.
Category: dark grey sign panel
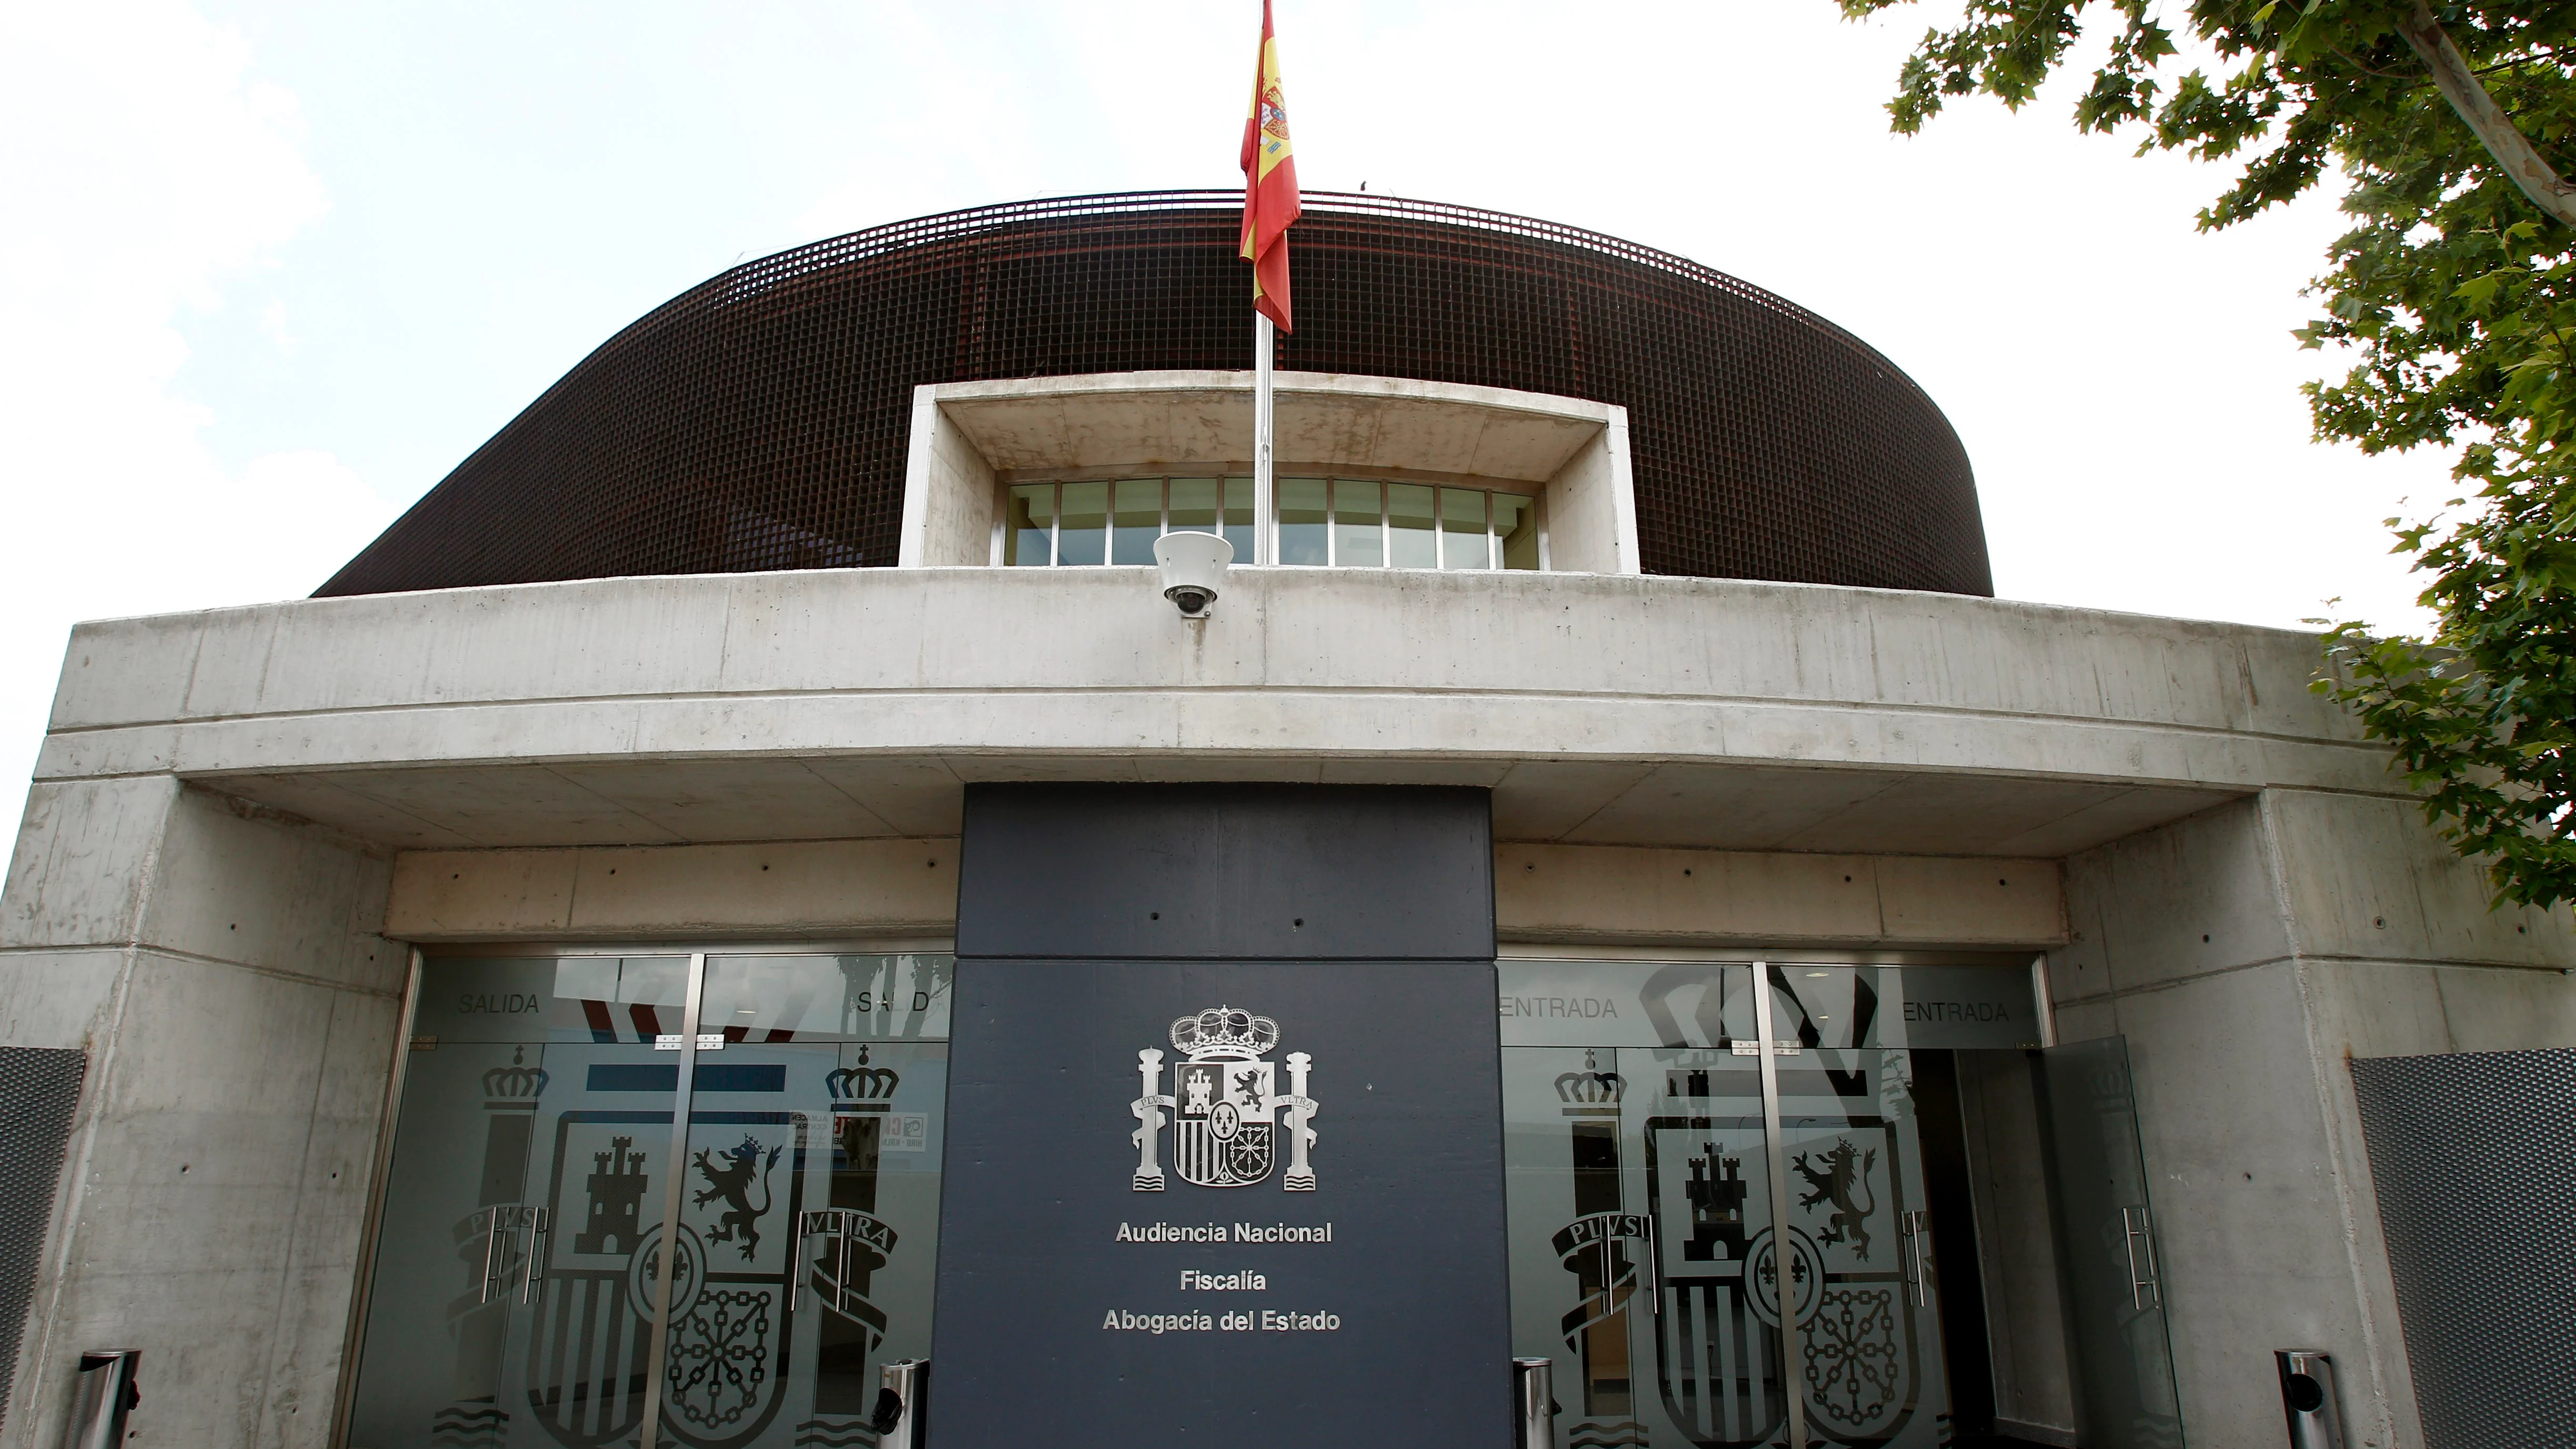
[940,783,1506,1447]
[931,958,1509,1447]
[957,782,1495,961]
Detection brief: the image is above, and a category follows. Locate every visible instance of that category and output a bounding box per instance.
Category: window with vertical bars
[1000,476,1543,571]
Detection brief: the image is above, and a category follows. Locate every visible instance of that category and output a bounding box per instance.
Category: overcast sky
[1,1,2458,827]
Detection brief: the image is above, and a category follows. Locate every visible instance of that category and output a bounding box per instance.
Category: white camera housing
[1153,531,1234,619]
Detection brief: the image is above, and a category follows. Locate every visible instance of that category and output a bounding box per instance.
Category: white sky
[0,1,2459,829]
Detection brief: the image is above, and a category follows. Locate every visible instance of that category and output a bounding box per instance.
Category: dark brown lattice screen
[318,191,1989,598]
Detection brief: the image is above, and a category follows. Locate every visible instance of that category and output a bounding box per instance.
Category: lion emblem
[692,1134,782,1260]
[1792,1138,1878,1261]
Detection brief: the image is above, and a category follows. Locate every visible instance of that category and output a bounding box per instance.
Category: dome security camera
[1153,531,1234,619]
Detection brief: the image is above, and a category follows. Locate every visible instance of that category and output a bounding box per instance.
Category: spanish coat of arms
[1130,1005,1320,1190]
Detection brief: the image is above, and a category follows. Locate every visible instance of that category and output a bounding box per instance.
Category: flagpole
[1253,311,1275,565]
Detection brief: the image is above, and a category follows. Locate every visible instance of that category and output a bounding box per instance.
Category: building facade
[2,192,2570,1449]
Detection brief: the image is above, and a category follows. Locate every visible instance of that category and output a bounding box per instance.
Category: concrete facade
[2049,792,2576,1447]
[5,428,2571,1445]
[1,780,399,1448]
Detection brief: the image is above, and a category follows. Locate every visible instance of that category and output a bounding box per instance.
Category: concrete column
[0,779,399,1449]
[2048,791,2576,1449]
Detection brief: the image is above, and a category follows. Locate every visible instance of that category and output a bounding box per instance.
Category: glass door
[1764,966,1949,1448]
[344,950,951,1449]
[1502,959,2045,1449]
[1636,1034,1793,1446]
[346,954,690,1449]
[2035,1035,2184,1449]
[1503,962,1804,1449]
[672,953,950,1447]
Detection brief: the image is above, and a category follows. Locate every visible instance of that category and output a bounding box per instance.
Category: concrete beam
[379,837,2065,949]
[384,838,961,940]
[1496,842,2064,946]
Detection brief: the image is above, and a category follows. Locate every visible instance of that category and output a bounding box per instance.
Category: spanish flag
[1239,0,1300,333]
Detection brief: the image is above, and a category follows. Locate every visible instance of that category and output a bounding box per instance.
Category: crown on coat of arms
[1555,1049,1623,1105]
[484,1045,550,1100]
[1170,1005,1279,1060]
[826,1044,901,1100]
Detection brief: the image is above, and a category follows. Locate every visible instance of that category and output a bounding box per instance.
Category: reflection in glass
[1333,479,1384,566]
[1441,488,1491,569]
[1496,492,1541,570]
[701,955,956,1041]
[1112,478,1163,565]
[1004,483,1053,567]
[1771,1042,1950,1446]
[1506,1041,1794,1449]
[1502,961,1957,1449]
[1056,480,1108,565]
[1278,477,1329,565]
[1223,477,1257,561]
[1168,477,1219,533]
[1388,482,1437,568]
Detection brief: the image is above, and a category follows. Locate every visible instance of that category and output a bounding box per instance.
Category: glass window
[1223,477,1256,561]
[1278,477,1329,566]
[1169,477,1220,534]
[998,475,1546,572]
[1004,484,1053,567]
[347,952,957,1449]
[1333,479,1384,567]
[1056,480,1108,566]
[1112,478,1163,565]
[1498,961,1979,1449]
[1441,487,1491,570]
[1387,482,1437,568]
[699,953,955,1042]
[1495,492,1541,571]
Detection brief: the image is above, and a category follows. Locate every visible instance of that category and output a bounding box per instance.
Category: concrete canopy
[34,564,2357,859]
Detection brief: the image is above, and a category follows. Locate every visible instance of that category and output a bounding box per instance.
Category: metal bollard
[2276,1351,2344,1449]
[59,1351,140,1449]
[871,1357,928,1449]
[1512,1357,1555,1449]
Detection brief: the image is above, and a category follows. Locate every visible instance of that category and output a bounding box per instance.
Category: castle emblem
[1130,1005,1319,1191]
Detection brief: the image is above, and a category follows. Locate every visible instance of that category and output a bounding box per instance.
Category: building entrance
[1499,959,2176,1449]
[339,951,953,1449]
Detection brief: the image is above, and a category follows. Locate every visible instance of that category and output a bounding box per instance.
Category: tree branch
[2400,4,2576,226]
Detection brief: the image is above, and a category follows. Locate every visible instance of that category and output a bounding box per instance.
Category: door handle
[1900,1210,1931,1307]
[519,1208,550,1304]
[479,1201,512,1304]
[2121,1206,2160,1310]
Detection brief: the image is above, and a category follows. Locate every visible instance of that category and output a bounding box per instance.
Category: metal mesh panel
[2349,1048,2576,1448]
[318,190,1989,597]
[0,1046,85,1431]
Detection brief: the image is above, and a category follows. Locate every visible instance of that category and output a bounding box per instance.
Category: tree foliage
[1838,1,2576,909]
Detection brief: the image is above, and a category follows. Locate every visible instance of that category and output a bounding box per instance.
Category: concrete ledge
[32,568,2388,856]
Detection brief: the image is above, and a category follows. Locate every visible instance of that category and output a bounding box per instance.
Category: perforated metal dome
[318,190,1989,597]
